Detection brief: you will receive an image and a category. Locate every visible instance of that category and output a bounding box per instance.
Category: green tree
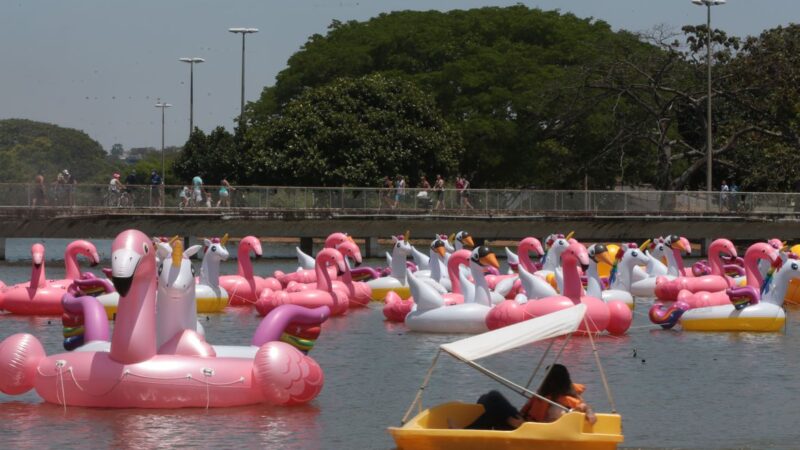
[110,143,124,159]
[245,74,463,186]
[0,119,110,184]
[172,127,240,185]
[247,6,643,187]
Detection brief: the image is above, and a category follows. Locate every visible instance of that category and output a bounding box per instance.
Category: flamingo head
[325,232,352,249]
[31,243,45,268]
[317,248,347,276]
[204,234,231,262]
[431,236,447,257]
[711,238,737,260]
[677,236,692,255]
[455,231,474,249]
[588,243,615,267]
[70,239,101,267]
[336,240,362,266]
[520,237,544,259]
[561,241,590,272]
[111,229,155,297]
[241,236,263,258]
[391,234,413,257]
[747,242,782,269]
[470,246,499,269]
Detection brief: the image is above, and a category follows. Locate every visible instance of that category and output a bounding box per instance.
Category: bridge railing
[4,183,800,215]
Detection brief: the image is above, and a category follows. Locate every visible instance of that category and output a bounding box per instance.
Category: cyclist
[108,172,125,206]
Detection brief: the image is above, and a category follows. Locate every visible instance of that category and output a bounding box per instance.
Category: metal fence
[5,183,800,215]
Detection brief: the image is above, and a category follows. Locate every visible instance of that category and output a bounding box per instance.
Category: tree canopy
[244,74,462,187]
[0,119,109,184]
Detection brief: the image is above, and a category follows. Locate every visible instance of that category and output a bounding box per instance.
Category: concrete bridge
[1,205,798,258]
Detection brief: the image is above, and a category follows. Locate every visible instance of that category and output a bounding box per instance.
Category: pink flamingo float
[219,236,280,306]
[285,240,372,308]
[514,241,631,334]
[290,232,354,271]
[0,240,100,315]
[650,242,782,327]
[654,238,738,301]
[0,229,328,407]
[256,248,350,317]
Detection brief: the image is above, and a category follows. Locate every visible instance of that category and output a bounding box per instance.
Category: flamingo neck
[341,264,356,295]
[586,262,603,298]
[672,248,686,273]
[316,259,333,292]
[663,249,680,277]
[390,249,407,284]
[562,259,582,303]
[30,262,46,288]
[519,243,537,273]
[743,253,765,288]
[110,267,157,364]
[429,251,445,282]
[469,262,491,306]
[238,246,254,279]
[709,246,725,276]
[447,253,469,294]
[64,247,81,280]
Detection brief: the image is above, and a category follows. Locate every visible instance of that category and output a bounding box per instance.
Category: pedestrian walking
[32,173,47,207]
[433,174,445,210]
[217,176,235,207]
[150,170,162,207]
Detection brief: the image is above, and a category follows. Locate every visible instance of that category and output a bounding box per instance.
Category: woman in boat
[466,364,596,430]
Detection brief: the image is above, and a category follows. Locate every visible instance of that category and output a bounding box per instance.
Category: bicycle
[104,190,133,207]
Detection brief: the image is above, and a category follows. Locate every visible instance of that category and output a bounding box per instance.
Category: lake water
[0,247,797,449]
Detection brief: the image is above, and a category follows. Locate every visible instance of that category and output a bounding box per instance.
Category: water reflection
[1,259,800,448]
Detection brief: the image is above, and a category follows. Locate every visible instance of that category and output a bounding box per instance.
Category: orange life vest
[520,383,586,422]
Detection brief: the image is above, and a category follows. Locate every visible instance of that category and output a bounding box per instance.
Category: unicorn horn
[221,233,230,246]
[171,239,184,267]
[566,231,575,240]
[640,239,652,251]
[404,230,411,241]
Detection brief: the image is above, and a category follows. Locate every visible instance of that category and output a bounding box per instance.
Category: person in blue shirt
[150,170,163,207]
[192,175,203,206]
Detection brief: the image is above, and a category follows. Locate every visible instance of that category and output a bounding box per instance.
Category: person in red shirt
[466,364,596,430]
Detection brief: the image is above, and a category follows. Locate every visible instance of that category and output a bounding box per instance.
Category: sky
[1,0,798,153]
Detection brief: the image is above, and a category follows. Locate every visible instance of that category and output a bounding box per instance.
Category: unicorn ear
[203,239,212,247]
[185,245,203,258]
[392,235,399,244]
[156,242,172,260]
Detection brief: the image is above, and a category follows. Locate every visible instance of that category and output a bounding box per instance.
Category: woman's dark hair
[537,364,572,398]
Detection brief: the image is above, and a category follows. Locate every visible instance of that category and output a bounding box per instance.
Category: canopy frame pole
[584,318,617,413]
[401,350,442,425]
[525,330,573,390]
[449,351,569,413]
[524,339,555,390]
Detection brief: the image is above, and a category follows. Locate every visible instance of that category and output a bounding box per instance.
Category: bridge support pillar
[300,237,313,257]
[474,237,486,247]
[364,237,381,258]
[0,238,5,260]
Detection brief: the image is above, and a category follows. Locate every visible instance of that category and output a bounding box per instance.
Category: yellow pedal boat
[390,401,622,450]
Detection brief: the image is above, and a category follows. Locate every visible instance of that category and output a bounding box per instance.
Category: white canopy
[440,304,586,362]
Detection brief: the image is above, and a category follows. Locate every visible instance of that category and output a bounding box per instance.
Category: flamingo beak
[463,236,475,249]
[772,252,783,269]
[479,252,500,269]
[33,252,44,267]
[91,251,101,267]
[597,250,615,267]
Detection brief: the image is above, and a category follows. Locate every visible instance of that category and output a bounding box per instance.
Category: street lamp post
[228,27,259,127]
[154,99,172,184]
[178,57,205,136]
[692,0,726,192]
